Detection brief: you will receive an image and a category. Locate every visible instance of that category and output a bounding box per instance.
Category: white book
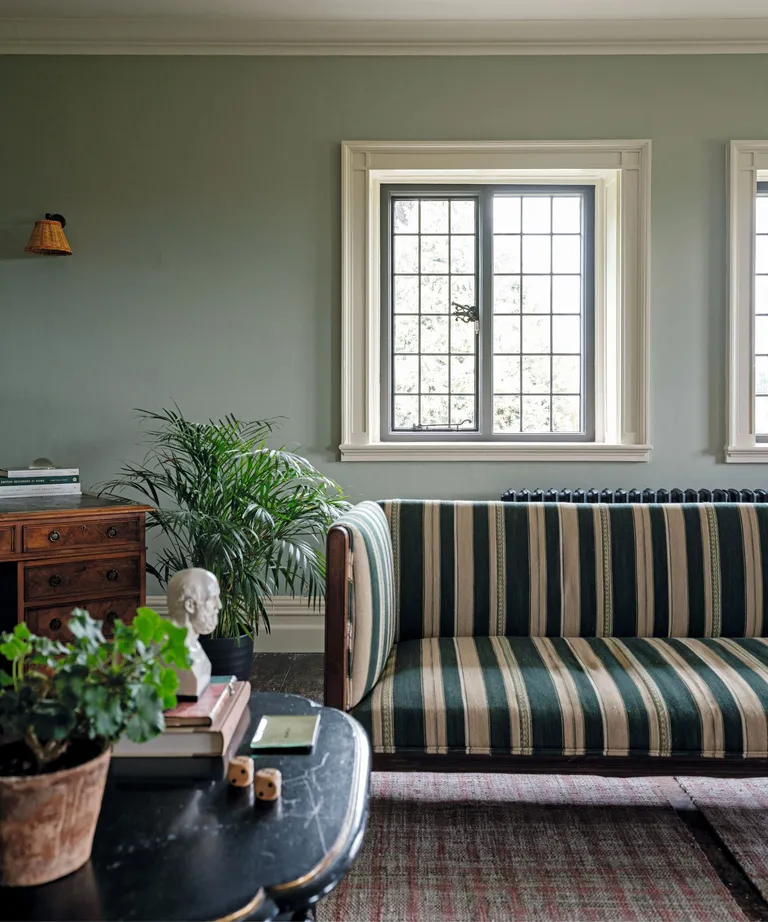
[0,483,82,498]
[0,467,80,479]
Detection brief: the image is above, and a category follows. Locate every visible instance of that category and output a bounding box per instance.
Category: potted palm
[98,408,348,680]
[0,608,189,886]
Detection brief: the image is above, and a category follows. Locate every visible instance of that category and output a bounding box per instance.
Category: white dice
[227,756,254,788]
[254,767,282,802]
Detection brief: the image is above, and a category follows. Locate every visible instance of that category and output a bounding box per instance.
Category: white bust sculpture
[166,568,222,698]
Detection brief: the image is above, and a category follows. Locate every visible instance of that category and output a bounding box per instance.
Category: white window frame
[340,140,652,462]
[727,141,768,463]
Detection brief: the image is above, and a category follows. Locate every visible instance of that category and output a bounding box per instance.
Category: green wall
[1,54,767,507]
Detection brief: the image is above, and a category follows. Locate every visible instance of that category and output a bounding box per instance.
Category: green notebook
[250,714,321,753]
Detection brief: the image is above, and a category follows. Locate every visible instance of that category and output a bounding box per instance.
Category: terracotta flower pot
[0,746,111,887]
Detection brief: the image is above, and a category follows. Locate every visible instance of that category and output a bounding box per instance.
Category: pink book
[164,678,236,727]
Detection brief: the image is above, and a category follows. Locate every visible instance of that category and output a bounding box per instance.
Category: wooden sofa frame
[324,524,768,779]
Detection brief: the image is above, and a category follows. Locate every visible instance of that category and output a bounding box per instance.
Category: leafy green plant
[0,608,190,773]
[97,407,349,639]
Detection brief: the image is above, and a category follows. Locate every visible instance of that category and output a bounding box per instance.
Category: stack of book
[0,466,81,499]
[113,677,251,759]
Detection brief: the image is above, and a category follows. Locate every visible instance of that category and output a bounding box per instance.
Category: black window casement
[380,185,595,442]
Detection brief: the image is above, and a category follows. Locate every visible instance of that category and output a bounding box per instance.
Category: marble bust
[166,568,222,698]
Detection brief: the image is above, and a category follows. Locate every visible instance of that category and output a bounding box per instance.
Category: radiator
[499,488,768,504]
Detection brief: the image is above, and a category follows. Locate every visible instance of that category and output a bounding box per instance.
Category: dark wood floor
[250,652,324,703]
[251,651,768,921]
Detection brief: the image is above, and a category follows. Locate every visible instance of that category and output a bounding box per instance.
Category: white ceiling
[4,0,768,20]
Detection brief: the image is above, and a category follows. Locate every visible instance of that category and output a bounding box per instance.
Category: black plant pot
[199,634,254,683]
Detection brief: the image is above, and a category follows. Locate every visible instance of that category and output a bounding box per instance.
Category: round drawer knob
[107,527,118,538]
[107,569,119,581]
[49,574,62,587]
[48,530,60,542]
[49,617,62,631]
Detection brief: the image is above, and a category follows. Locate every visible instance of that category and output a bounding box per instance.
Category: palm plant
[98,408,349,639]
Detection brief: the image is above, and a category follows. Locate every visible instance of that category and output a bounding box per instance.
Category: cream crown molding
[3,17,768,55]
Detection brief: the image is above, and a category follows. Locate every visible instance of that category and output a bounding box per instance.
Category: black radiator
[500,488,768,504]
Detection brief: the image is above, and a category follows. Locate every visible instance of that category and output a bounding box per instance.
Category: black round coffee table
[2,693,371,922]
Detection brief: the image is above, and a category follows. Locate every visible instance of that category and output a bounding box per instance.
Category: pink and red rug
[320,773,747,922]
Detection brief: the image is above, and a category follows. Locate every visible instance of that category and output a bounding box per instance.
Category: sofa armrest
[324,502,396,712]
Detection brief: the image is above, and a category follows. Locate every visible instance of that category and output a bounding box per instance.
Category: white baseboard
[146,596,325,654]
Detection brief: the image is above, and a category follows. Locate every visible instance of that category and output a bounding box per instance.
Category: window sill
[340,442,652,462]
[726,445,768,463]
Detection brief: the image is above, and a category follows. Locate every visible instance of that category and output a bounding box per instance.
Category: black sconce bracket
[45,213,66,227]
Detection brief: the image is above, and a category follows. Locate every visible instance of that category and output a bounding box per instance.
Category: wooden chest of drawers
[0,495,151,642]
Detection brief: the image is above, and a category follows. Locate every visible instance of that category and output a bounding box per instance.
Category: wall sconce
[25,214,72,256]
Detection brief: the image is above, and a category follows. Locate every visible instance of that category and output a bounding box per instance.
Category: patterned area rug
[679,777,768,903]
[320,773,746,922]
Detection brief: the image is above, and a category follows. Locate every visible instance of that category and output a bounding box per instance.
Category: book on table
[0,467,79,478]
[164,676,237,727]
[113,680,251,758]
[0,482,82,498]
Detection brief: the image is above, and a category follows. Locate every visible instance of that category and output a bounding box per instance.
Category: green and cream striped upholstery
[380,501,768,640]
[335,501,396,709]
[352,636,768,758]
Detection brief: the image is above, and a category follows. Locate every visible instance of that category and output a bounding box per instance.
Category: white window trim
[727,141,768,463]
[340,140,652,462]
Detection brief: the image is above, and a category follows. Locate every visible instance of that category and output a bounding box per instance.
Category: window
[727,143,768,462]
[341,141,651,462]
[382,186,594,441]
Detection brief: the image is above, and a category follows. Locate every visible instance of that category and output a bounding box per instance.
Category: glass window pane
[494,316,521,353]
[451,200,475,234]
[494,236,521,274]
[451,236,475,274]
[421,316,449,353]
[451,318,475,354]
[394,236,419,274]
[394,396,419,429]
[394,316,419,353]
[522,356,551,394]
[421,236,449,273]
[552,276,581,314]
[494,396,521,432]
[522,396,551,433]
[757,396,768,435]
[757,236,768,275]
[757,276,768,314]
[552,197,581,234]
[522,235,551,274]
[758,198,768,234]
[552,316,581,354]
[494,276,521,313]
[451,355,475,394]
[421,276,449,313]
[394,275,419,313]
[451,396,475,429]
[552,396,581,432]
[421,395,449,426]
[421,201,448,234]
[493,197,521,234]
[394,355,418,393]
[756,356,768,395]
[522,316,550,353]
[451,276,475,309]
[552,356,581,394]
[552,235,581,274]
[522,277,551,314]
[757,316,768,354]
[493,355,520,394]
[420,355,449,393]
[522,197,551,233]
[393,200,419,234]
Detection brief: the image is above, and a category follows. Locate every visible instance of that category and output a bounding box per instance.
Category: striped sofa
[324,500,768,776]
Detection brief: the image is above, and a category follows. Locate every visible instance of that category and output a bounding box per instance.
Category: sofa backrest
[379,500,768,640]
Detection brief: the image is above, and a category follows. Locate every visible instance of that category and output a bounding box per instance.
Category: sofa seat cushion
[351,636,768,759]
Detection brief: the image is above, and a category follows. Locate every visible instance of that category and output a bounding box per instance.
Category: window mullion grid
[417,200,422,428]
[549,195,554,433]
[480,188,494,438]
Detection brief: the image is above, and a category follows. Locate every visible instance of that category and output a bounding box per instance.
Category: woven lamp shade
[25,215,72,256]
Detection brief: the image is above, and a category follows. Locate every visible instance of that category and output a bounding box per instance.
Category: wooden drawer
[25,555,142,603]
[0,526,13,553]
[22,516,140,553]
[26,597,140,641]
